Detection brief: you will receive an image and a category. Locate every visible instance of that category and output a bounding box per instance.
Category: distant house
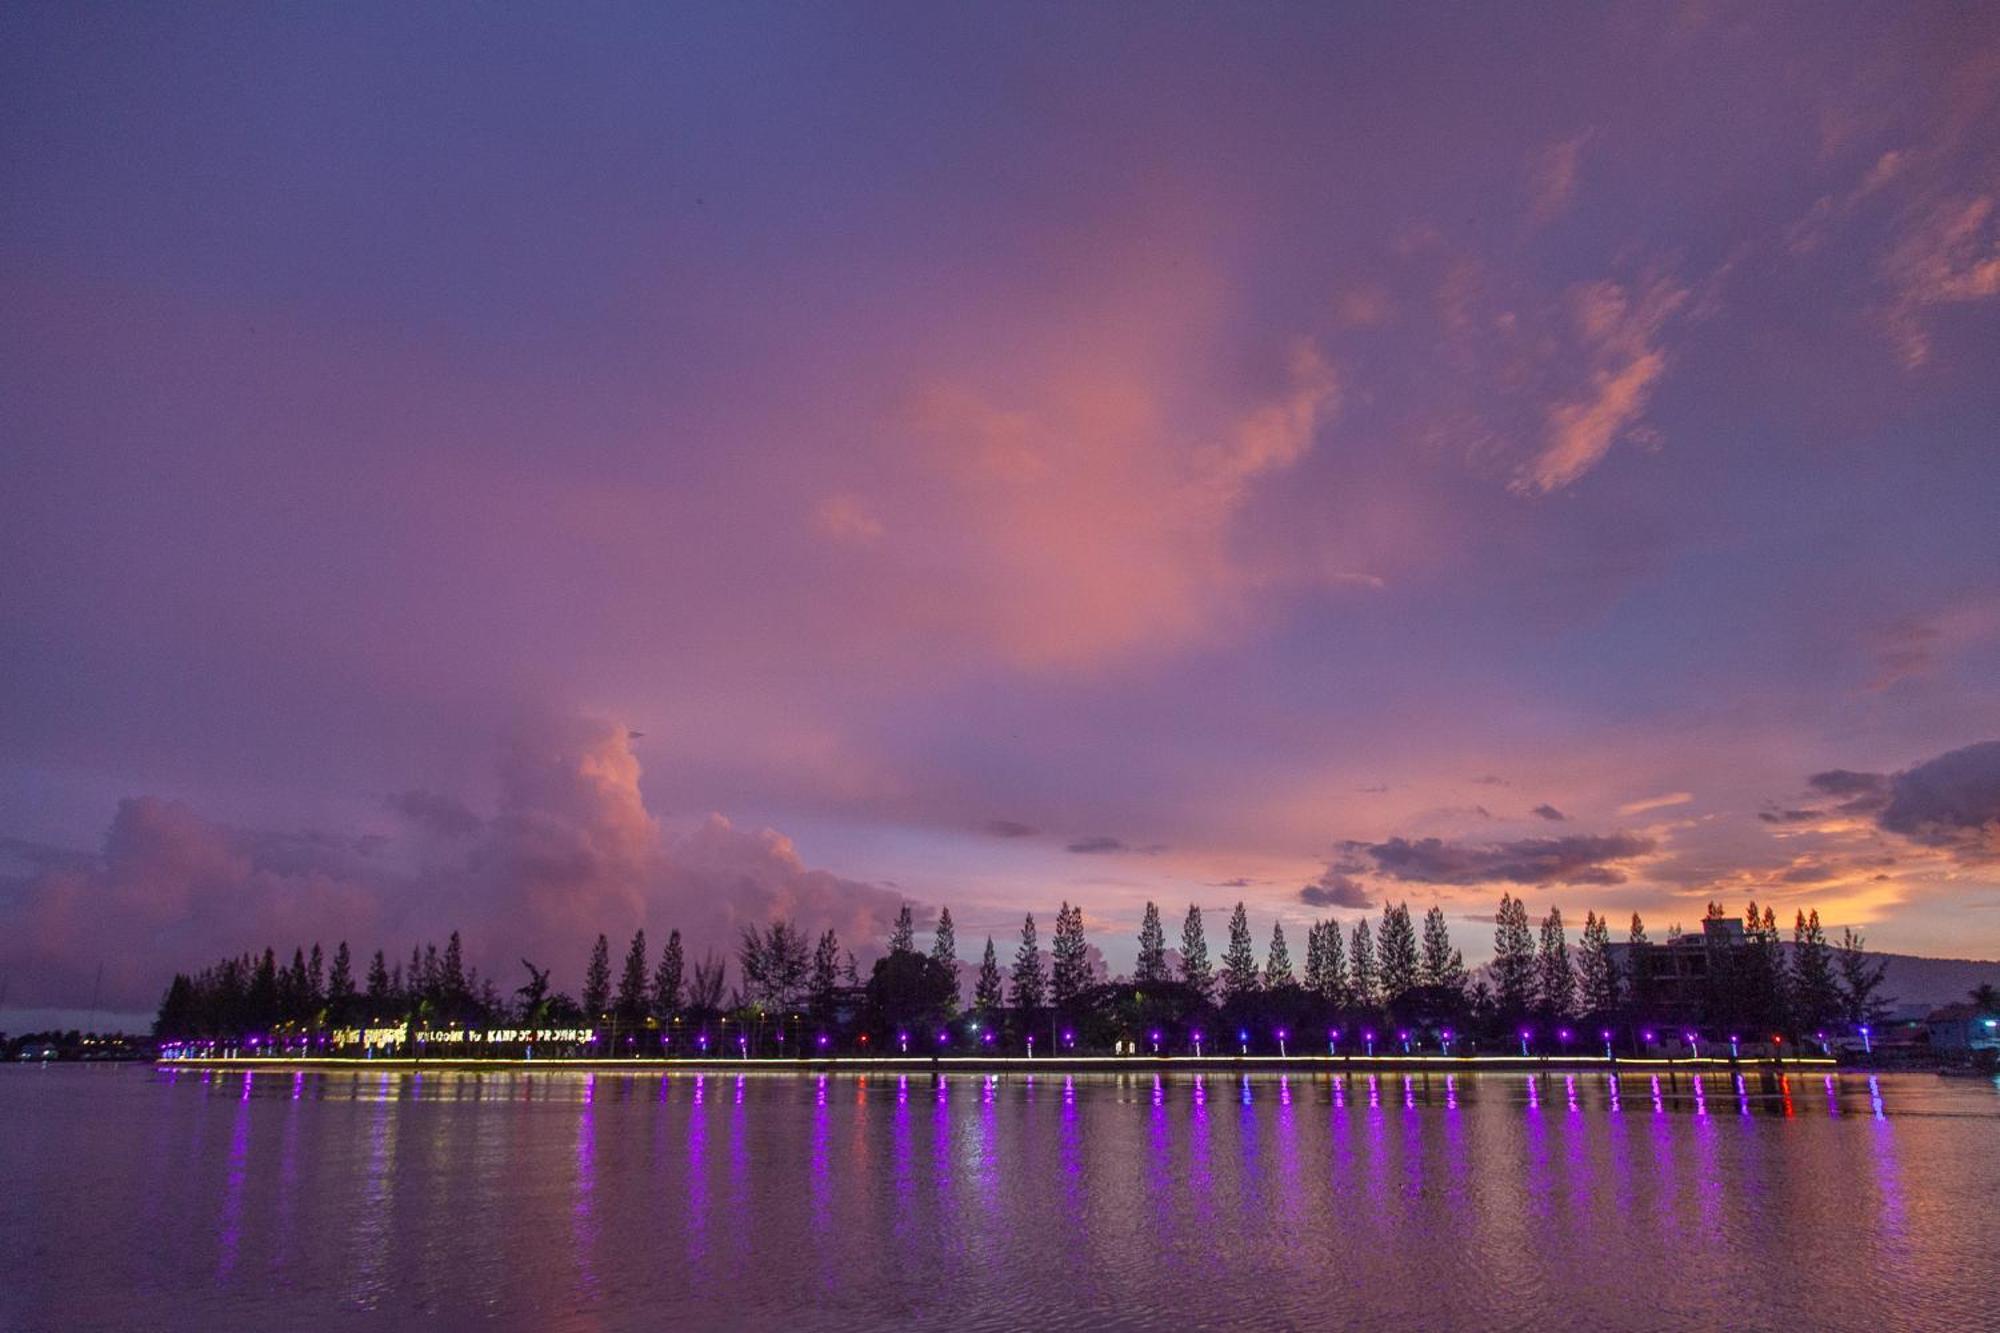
[1925,1002,2000,1052]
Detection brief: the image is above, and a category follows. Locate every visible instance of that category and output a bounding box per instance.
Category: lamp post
[1026,1034,1035,1059]
[1729,1034,1740,1061]
[1399,1030,1410,1055]
[1239,1029,1248,1056]
[1558,1028,1572,1057]
[1364,1029,1376,1057]
[1277,1028,1288,1058]
[898,1031,909,1055]
[1191,1030,1203,1058]
[1602,1028,1614,1060]
[1150,1030,1161,1056]
[1329,1027,1340,1056]
[1519,1028,1531,1057]
[1859,1024,1872,1055]
[1441,1028,1454,1055]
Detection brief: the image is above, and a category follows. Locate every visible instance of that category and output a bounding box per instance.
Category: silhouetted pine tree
[582,934,612,1017]
[1321,919,1349,1008]
[616,930,650,1020]
[1051,903,1090,1010]
[1135,902,1168,984]
[974,937,1005,1014]
[1576,911,1618,1016]
[1011,914,1045,1012]
[931,908,958,972]
[1378,902,1418,1007]
[1180,905,1213,1001]
[888,905,916,956]
[1836,927,1889,1027]
[1264,922,1295,988]
[1349,919,1379,1010]
[1221,902,1260,1000]
[1493,894,1536,1016]
[1535,908,1574,1021]
[653,929,685,1018]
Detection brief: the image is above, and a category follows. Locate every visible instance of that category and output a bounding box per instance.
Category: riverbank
[157,1052,1837,1074]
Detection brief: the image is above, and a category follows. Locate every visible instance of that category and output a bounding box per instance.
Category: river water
[2,1065,1995,1330]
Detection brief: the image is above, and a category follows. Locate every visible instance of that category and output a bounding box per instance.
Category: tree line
[156,894,1894,1052]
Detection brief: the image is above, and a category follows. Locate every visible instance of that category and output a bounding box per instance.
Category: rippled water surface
[3,1065,1997,1330]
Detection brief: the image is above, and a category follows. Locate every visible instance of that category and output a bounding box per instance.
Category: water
[2,1066,1996,1331]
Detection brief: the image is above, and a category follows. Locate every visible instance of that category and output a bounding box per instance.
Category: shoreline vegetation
[141,894,1988,1071]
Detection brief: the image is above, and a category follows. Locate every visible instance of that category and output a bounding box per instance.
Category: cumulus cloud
[1299,869,1372,909]
[1346,832,1656,886]
[1876,740,2000,858]
[0,717,907,1010]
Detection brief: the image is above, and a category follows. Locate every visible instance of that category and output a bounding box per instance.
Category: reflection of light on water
[347,1072,398,1309]
[572,1073,599,1303]
[685,1074,709,1271]
[1650,1075,1663,1115]
[216,1072,253,1283]
[1824,1075,1839,1118]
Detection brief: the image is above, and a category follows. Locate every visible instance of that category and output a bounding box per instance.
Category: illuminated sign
[328,1027,597,1047]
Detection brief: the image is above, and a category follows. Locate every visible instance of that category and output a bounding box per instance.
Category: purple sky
[4,4,1999,1018]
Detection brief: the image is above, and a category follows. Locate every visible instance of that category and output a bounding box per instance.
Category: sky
[3,3,1999,1020]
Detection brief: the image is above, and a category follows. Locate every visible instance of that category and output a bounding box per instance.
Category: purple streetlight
[1601,1028,1613,1059]
[1238,1029,1249,1056]
[1063,1030,1075,1051]
[1859,1024,1872,1055]
[1364,1029,1376,1057]
[898,1030,909,1055]
[1441,1028,1454,1055]
[1026,1034,1035,1059]
[1729,1034,1740,1060]
[1519,1028,1532,1057]
[1683,1029,1697,1057]
[1191,1030,1204,1058]
[1399,1030,1411,1055]
[1277,1028,1289,1058]
[1558,1028,1572,1056]
[737,1034,748,1060]
[1150,1030,1161,1055]
[1329,1027,1341,1055]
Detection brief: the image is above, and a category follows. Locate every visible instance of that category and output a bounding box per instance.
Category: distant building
[1925,1002,2000,1052]
[1613,917,1747,1026]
